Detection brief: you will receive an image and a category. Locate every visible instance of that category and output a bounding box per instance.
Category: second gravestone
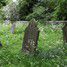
[62,22,67,43]
[22,20,40,53]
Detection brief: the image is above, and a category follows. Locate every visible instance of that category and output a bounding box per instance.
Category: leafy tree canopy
[0,0,7,8]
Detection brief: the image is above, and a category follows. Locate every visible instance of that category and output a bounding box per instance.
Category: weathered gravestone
[22,20,40,53]
[11,22,16,34]
[62,22,67,43]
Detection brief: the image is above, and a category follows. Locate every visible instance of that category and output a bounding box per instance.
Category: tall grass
[0,22,66,67]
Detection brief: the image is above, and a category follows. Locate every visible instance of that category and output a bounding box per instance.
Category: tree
[25,0,58,21]
[18,0,38,20]
[0,0,8,21]
[17,0,67,21]
[52,0,67,20]
[0,0,7,8]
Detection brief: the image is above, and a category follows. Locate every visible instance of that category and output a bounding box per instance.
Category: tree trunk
[11,22,16,34]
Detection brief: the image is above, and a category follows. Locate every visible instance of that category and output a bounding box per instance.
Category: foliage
[0,0,8,21]
[26,6,45,20]
[18,0,38,20]
[9,2,19,22]
[52,0,67,20]
[0,0,7,8]
[17,0,67,21]
[0,9,5,20]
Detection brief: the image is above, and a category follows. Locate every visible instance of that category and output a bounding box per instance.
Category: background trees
[18,0,38,20]
[0,0,67,21]
[0,0,7,8]
[18,0,67,21]
[0,0,7,20]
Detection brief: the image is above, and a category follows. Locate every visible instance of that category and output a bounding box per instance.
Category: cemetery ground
[0,22,66,67]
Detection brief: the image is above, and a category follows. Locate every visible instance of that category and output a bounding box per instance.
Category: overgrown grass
[0,22,66,67]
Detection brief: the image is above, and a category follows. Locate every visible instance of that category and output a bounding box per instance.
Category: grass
[0,22,66,67]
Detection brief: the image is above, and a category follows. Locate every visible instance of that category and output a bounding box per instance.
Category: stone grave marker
[62,23,67,43]
[22,20,40,53]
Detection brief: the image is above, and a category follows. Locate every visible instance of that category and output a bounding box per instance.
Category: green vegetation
[0,0,7,8]
[0,0,67,67]
[0,22,66,67]
[0,0,7,20]
[18,0,67,21]
[18,0,37,20]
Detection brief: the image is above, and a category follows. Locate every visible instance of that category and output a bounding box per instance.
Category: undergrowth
[0,22,66,67]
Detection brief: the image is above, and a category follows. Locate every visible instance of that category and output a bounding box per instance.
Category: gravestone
[62,23,67,43]
[22,20,40,53]
[11,22,16,34]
